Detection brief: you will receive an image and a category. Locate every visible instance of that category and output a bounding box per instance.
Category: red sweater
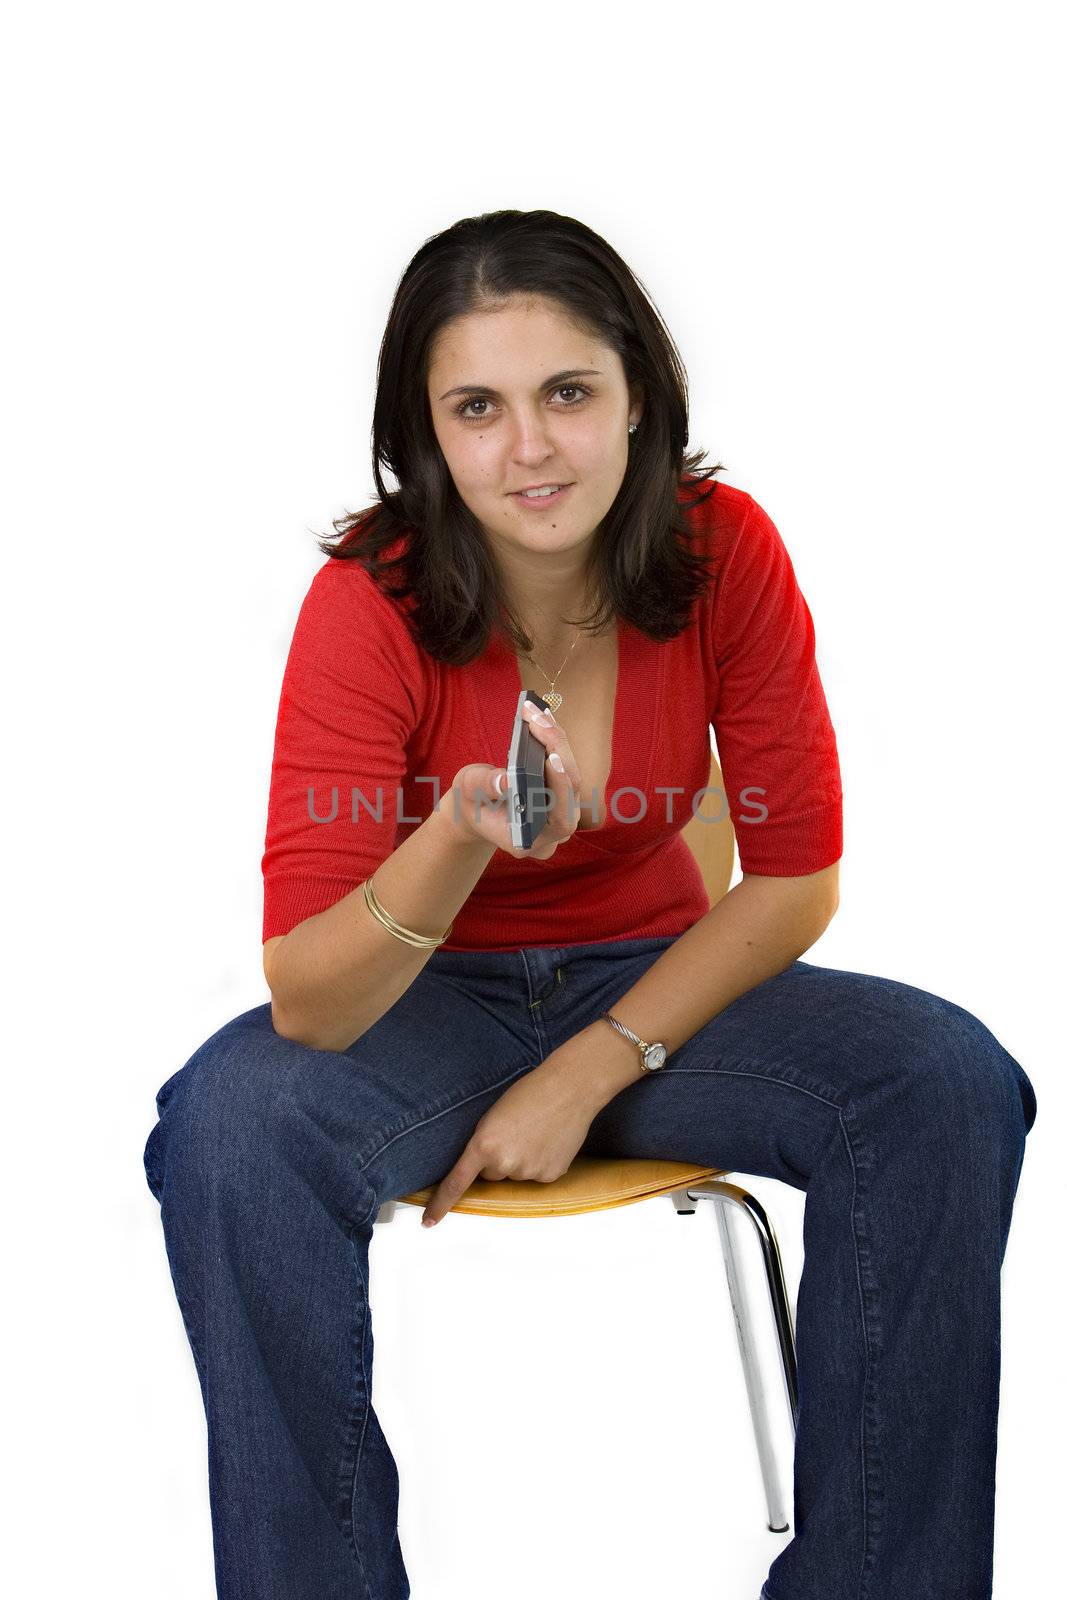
[261,481,843,952]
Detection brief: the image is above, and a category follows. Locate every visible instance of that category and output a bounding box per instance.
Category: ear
[628,380,646,429]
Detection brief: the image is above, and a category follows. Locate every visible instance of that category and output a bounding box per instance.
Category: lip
[509,483,573,509]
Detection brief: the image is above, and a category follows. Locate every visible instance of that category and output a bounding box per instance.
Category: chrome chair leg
[684,1179,798,1533]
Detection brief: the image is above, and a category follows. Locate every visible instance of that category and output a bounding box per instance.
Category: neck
[490,526,598,615]
[510,605,606,672]
[501,571,605,650]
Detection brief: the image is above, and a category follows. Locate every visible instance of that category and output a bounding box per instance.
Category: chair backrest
[679,739,736,907]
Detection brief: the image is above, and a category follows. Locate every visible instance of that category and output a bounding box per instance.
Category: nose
[507,408,558,460]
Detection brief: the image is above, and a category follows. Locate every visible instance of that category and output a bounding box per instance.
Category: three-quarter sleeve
[260,559,422,940]
[708,493,843,876]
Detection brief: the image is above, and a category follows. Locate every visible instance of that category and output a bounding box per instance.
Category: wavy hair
[315,208,727,666]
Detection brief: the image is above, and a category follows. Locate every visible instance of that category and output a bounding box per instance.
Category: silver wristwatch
[598,1011,669,1073]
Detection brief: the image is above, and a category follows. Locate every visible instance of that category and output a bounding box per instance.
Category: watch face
[644,1044,668,1071]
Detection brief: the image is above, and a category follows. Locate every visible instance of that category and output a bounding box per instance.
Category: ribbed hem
[733,800,843,877]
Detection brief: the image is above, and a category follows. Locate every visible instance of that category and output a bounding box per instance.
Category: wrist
[552,1019,648,1111]
[435,787,494,853]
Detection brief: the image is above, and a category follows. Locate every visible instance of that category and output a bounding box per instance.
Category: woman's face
[426,295,643,577]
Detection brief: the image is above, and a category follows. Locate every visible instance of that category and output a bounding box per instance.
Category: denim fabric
[143,934,1037,1600]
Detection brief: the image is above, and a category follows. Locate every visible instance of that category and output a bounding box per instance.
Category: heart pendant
[544,690,563,713]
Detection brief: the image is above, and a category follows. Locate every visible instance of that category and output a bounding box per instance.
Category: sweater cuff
[731,801,843,878]
[262,873,362,942]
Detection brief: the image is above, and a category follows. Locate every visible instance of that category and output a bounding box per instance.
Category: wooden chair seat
[397,1156,729,1218]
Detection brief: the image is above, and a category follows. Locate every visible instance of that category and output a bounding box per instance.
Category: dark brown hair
[315,208,727,666]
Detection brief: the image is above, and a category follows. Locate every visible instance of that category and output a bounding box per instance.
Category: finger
[545,752,582,833]
[422,1146,482,1227]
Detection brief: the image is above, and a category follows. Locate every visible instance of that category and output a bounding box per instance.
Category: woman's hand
[447,700,583,860]
[421,1048,602,1226]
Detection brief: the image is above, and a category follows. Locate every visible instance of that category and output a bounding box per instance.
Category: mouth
[509,483,573,508]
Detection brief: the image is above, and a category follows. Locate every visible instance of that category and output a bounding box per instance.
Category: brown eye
[453,385,593,423]
[456,396,493,421]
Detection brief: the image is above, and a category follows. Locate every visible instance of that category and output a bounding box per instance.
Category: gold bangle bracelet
[362,876,453,949]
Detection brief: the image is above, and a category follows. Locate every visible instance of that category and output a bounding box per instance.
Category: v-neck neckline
[473,613,661,845]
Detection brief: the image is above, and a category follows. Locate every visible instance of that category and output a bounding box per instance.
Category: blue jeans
[142,934,1037,1600]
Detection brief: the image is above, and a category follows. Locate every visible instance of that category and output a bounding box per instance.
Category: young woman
[143,208,1037,1600]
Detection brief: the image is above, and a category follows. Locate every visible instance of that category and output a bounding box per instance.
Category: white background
[4,3,1063,1596]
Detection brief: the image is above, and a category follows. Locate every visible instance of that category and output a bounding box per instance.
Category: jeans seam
[659,1064,843,1111]
[838,1099,883,1598]
[341,1243,376,1600]
[351,1063,537,1228]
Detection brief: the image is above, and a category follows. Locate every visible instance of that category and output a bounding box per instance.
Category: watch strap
[598,1011,668,1072]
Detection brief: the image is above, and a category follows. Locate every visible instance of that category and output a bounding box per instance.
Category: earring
[628,422,637,434]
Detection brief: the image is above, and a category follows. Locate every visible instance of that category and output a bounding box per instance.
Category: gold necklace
[521,629,582,713]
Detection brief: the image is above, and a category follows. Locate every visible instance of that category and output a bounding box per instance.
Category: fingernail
[532,709,553,725]
[422,1217,436,1228]
[548,752,565,772]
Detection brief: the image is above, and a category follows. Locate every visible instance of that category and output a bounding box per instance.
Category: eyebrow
[436,368,603,402]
